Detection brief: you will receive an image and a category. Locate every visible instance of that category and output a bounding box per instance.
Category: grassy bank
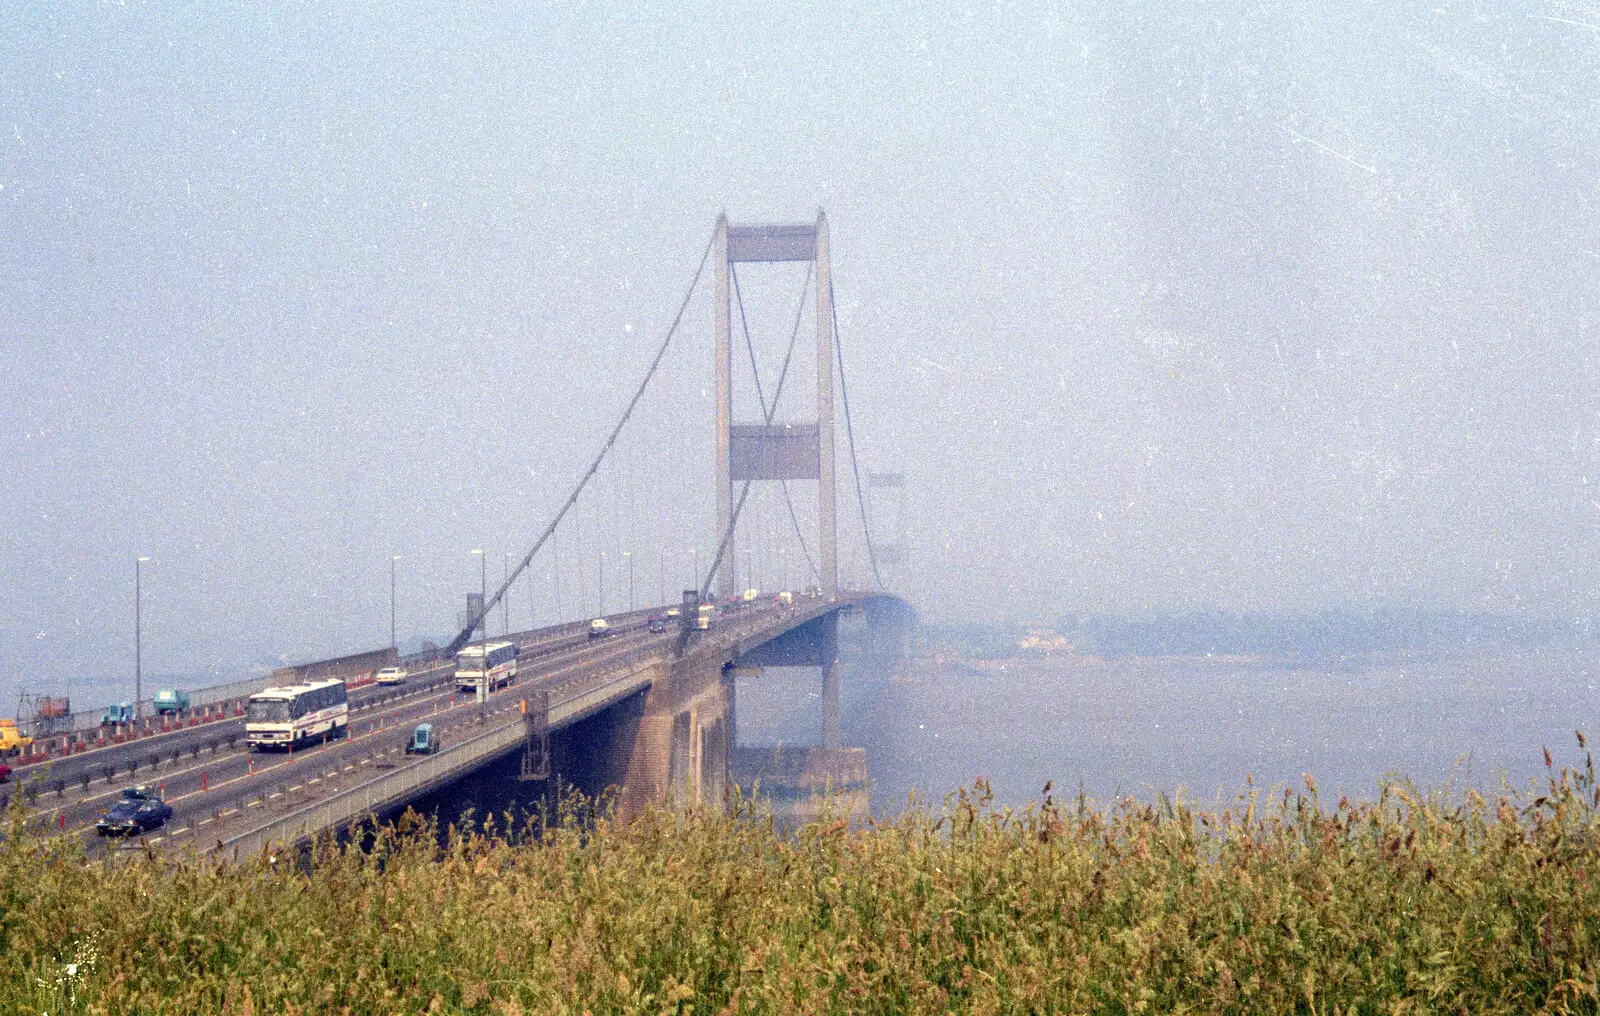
[3,747,1599,1014]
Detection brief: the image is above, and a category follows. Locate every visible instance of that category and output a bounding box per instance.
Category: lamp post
[504,552,513,635]
[390,555,400,654]
[471,549,486,722]
[598,551,606,617]
[779,547,787,592]
[691,548,700,593]
[135,556,150,722]
[623,551,634,612]
[527,563,537,631]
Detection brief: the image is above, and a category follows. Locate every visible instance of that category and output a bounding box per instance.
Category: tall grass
[2,742,1599,1014]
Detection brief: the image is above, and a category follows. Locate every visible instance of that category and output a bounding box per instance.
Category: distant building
[1019,630,1072,654]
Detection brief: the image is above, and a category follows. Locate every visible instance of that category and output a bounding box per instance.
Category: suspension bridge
[8,213,914,854]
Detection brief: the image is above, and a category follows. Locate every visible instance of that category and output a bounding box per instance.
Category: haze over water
[739,649,1600,809]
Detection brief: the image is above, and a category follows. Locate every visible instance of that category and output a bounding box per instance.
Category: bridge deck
[32,592,867,858]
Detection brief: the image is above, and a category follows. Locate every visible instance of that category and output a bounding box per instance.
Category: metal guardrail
[20,674,280,740]
[215,717,530,861]
[16,664,454,747]
[18,609,669,741]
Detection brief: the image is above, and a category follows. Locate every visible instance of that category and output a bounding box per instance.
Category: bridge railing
[214,717,530,862]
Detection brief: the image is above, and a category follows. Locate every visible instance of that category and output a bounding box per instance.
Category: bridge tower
[713,212,838,598]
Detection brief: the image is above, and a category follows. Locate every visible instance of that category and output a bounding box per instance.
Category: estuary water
[735,648,1600,812]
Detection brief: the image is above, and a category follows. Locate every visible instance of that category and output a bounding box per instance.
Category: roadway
[159,614,677,853]
[8,607,664,849]
[187,592,848,858]
[10,593,853,856]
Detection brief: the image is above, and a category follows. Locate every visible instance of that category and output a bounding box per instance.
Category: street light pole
[472,549,486,722]
[599,551,606,617]
[135,556,150,722]
[624,551,633,612]
[504,552,512,635]
[527,563,537,632]
[691,548,700,593]
[390,555,400,654]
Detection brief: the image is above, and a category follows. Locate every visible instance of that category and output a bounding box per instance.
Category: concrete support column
[614,657,733,814]
[822,661,841,749]
[689,708,703,803]
[617,681,673,822]
[700,716,728,805]
[726,667,739,755]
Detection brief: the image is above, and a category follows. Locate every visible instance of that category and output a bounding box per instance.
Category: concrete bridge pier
[613,653,732,820]
[822,660,841,749]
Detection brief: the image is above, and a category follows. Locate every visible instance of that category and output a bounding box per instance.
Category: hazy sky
[4,3,1599,692]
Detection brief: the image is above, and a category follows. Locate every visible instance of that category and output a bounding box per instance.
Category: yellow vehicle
[0,719,34,756]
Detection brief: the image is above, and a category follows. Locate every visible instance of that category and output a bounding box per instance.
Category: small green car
[405,723,440,755]
[152,689,190,715]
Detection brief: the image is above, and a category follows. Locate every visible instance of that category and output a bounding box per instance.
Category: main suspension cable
[444,226,717,656]
[731,261,822,585]
[831,276,888,591]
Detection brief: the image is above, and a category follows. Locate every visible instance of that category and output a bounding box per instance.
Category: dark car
[646,616,669,634]
[95,786,173,837]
